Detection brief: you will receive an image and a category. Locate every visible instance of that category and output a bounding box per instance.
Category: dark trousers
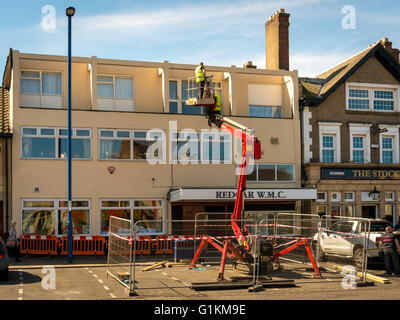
[198,81,205,99]
[8,244,20,261]
[384,251,400,274]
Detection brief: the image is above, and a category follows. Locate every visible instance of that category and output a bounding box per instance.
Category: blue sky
[1,0,400,77]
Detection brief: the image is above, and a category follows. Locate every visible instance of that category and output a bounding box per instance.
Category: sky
[0,0,400,78]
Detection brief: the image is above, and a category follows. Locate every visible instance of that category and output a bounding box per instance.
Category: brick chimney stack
[380,37,400,62]
[265,9,290,70]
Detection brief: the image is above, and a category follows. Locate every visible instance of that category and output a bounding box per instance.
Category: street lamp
[66,6,75,263]
[369,187,380,201]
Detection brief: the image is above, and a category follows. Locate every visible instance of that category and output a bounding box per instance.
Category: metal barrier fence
[107,214,375,296]
[106,216,135,295]
[131,218,263,294]
[317,215,371,283]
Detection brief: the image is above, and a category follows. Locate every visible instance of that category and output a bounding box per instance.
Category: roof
[299,42,400,106]
[0,87,11,137]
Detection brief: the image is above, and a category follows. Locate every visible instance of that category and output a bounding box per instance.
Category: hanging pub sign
[321,167,400,180]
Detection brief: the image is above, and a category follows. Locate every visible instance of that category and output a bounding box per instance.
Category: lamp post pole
[66,7,75,263]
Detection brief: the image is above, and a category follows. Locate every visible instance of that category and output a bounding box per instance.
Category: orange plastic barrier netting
[59,236,107,256]
[19,235,59,255]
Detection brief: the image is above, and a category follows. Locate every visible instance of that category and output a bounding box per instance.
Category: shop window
[316,205,327,216]
[343,205,355,217]
[331,205,341,217]
[21,127,91,159]
[100,199,163,235]
[384,204,395,225]
[22,199,91,235]
[99,129,165,161]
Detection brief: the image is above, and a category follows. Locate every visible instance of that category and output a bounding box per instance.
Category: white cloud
[291,52,353,77]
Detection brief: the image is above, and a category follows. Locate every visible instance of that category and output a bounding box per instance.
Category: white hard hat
[10,220,16,224]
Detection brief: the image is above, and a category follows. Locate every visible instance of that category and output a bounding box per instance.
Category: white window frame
[21,126,92,160]
[21,199,91,236]
[346,82,400,112]
[98,129,165,162]
[379,126,400,164]
[97,74,135,111]
[99,199,164,235]
[349,123,371,164]
[319,122,342,163]
[316,192,327,202]
[20,70,63,97]
[169,79,222,114]
[344,192,355,202]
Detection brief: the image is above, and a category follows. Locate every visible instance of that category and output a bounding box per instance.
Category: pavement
[1,255,400,301]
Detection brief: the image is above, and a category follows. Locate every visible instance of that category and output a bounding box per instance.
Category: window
[347,84,397,112]
[317,192,327,202]
[319,122,341,163]
[201,131,232,163]
[382,136,393,164]
[384,204,395,225]
[343,205,355,217]
[170,131,200,162]
[331,205,341,217]
[385,191,394,201]
[99,129,164,161]
[379,128,399,164]
[249,105,282,118]
[321,135,334,163]
[22,200,90,235]
[100,199,163,234]
[349,124,371,164]
[247,164,294,182]
[21,71,62,95]
[316,205,327,216]
[344,192,354,202]
[348,89,369,110]
[169,79,222,115]
[352,136,364,163]
[97,75,134,111]
[21,127,91,159]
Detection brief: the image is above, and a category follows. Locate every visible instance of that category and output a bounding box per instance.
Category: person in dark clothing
[7,220,21,262]
[380,226,400,276]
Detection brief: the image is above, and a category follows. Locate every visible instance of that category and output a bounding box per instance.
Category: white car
[313,219,391,269]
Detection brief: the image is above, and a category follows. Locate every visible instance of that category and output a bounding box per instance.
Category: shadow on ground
[0,270,42,285]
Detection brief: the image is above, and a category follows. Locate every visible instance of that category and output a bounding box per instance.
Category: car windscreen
[370,222,390,232]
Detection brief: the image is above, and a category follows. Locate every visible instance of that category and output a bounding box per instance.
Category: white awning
[170,188,317,202]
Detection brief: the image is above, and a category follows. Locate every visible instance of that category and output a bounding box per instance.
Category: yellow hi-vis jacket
[195,65,205,83]
[213,94,221,112]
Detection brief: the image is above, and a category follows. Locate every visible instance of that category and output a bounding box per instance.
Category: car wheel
[353,247,367,270]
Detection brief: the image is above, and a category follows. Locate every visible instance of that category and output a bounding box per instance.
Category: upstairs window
[352,136,364,163]
[21,127,91,159]
[21,71,62,96]
[249,105,282,118]
[381,136,394,164]
[247,164,294,182]
[347,84,397,112]
[321,135,335,163]
[97,75,134,111]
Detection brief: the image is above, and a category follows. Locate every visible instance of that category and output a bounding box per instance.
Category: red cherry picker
[185,78,321,281]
